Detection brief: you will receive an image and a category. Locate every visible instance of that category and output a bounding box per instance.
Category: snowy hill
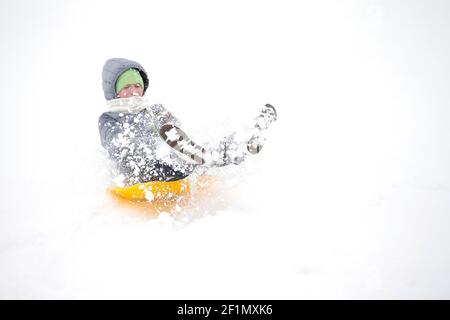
[1,0,450,298]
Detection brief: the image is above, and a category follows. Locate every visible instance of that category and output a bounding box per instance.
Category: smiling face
[116,83,144,98]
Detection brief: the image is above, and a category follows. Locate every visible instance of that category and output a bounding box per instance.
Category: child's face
[116,83,144,98]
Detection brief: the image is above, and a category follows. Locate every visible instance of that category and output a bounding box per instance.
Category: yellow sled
[109,179,191,201]
[107,176,221,216]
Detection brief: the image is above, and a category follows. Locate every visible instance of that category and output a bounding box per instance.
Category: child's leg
[159,104,277,168]
[211,104,278,165]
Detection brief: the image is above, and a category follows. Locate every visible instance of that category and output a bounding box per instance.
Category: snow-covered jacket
[98,97,196,186]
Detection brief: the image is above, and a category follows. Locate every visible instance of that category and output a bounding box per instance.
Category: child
[99,58,276,187]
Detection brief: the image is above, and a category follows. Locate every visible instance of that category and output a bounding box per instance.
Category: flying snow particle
[165,128,181,141]
[144,189,154,202]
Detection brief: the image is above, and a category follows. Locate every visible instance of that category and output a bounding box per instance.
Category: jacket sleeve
[151,104,182,128]
[98,113,122,151]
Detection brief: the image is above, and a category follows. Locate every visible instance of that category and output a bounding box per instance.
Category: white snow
[1,0,450,299]
[144,189,154,202]
[165,127,182,141]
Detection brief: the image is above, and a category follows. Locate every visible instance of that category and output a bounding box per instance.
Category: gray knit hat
[102,58,149,100]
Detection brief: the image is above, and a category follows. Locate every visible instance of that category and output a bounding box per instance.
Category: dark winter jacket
[98,99,195,186]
